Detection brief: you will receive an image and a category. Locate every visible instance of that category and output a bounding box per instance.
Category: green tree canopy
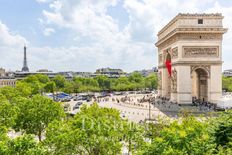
[0,94,17,128]
[45,103,145,155]
[144,115,215,155]
[14,95,65,141]
[52,75,66,90]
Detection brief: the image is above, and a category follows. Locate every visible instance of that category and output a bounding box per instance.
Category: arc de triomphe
[156,13,227,104]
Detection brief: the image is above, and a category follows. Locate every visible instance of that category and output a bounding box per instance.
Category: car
[73,103,80,110]
[74,95,91,101]
[86,97,91,102]
[76,102,83,105]
[74,96,83,101]
[61,98,71,102]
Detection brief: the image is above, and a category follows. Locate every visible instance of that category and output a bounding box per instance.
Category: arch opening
[192,68,208,102]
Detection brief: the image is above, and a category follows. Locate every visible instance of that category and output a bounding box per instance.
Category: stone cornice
[156,27,227,47]
[158,61,223,68]
[157,13,223,36]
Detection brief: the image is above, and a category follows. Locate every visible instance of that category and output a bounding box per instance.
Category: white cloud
[42,0,121,41]
[0,21,28,71]
[37,0,156,72]
[0,21,27,47]
[43,27,55,36]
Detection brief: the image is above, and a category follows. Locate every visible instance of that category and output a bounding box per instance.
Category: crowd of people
[95,91,231,114]
[192,97,217,111]
[114,95,153,108]
[150,97,181,112]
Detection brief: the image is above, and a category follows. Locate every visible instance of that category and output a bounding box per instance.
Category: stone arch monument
[156,13,227,104]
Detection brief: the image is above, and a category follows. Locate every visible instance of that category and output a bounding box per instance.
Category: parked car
[76,102,83,105]
[74,95,91,101]
[61,98,71,102]
[74,96,82,101]
[73,103,80,110]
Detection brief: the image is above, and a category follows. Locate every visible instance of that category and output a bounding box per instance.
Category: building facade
[0,68,6,77]
[95,67,126,78]
[223,69,232,77]
[0,77,16,88]
[156,13,227,104]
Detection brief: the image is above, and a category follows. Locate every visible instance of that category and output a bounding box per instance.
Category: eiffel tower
[21,45,29,72]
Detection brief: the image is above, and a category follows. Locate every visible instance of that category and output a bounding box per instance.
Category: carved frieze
[183,46,219,58]
[171,47,178,59]
[171,69,177,93]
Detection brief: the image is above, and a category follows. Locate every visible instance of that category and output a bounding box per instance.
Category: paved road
[65,94,167,123]
[98,101,165,123]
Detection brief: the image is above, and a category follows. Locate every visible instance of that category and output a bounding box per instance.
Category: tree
[44,81,56,93]
[70,81,80,96]
[15,81,33,97]
[52,75,66,90]
[0,132,46,155]
[123,122,146,154]
[0,86,19,101]
[21,75,45,95]
[14,95,65,141]
[34,74,50,84]
[112,77,130,91]
[144,115,215,154]
[45,103,135,155]
[145,73,158,90]
[63,81,74,94]
[210,110,232,150]
[129,72,143,83]
[0,94,17,128]
[8,134,46,155]
[0,127,9,155]
[95,75,111,91]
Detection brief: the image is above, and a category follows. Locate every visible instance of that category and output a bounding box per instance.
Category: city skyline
[0,0,232,72]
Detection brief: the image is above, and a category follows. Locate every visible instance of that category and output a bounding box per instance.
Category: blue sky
[0,0,232,72]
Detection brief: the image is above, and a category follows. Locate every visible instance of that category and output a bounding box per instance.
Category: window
[198,19,203,24]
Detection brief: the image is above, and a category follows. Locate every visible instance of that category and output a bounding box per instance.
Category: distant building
[0,68,6,76]
[132,67,158,77]
[223,69,232,77]
[21,45,29,72]
[74,72,92,78]
[36,69,52,72]
[0,77,16,88]
[0,68,16,88]
[95,67,125,78]
[14,70,75,81]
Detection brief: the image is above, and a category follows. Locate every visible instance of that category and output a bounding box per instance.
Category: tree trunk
[38,130,42,142]
[128,140,131,155]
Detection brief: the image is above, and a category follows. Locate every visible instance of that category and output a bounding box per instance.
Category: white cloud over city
[0,0,232,72]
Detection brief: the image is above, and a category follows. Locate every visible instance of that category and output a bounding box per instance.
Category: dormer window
[198,19,203,24]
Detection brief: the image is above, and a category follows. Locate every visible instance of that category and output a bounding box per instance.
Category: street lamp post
[149,100,151,121]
